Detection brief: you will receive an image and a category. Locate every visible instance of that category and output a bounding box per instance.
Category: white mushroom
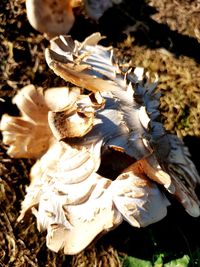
[25,0,123,38]
[48,106,94,140]
[26,0,75,37]
[1,33,200,255]
[33,174,121,254]
[45,32,200,217]
[109,163,170,227]
[19,139,122,254]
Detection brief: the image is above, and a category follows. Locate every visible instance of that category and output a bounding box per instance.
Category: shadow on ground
[71,0,200,63]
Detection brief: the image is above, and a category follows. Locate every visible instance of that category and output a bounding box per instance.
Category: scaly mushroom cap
[109,162,170,228]
[26,0,75,37]
[1,33,200,255]
[45,32,200,216]
[19,140,124,254]
[0,85,52,158]
[1,76,170,254]
[18,139,169,254]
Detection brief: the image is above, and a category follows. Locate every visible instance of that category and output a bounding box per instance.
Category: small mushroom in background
[26,0,75,38]
[25,0,123,38]
[45,32,200,217]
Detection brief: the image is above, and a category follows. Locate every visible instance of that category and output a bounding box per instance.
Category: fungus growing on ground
[25,0,123,37]
[1,33,199,255]
[26,0,75,38]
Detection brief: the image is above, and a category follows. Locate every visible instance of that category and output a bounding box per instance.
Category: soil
[0,0,200,266]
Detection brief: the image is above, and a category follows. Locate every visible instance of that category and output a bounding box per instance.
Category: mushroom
[0,85,80,158]
[48,95,95,140]
[18,136,123,254]
[1,33,200,255]
[31,158,122,254]
[26,0,75,38]
[45,32,200,216]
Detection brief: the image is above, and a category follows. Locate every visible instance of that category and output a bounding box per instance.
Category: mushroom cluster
[1,33,200,255]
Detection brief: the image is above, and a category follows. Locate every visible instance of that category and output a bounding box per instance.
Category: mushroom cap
[1,32,200,255]
[109,166,170,228]
[18,140,170,254]
[19,140,123,254]
[34,176,121,254]
[0,85,52,158]
[45,32,200,217]
[26,0,75,37]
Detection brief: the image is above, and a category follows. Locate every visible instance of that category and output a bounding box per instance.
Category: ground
[0,0,200,266]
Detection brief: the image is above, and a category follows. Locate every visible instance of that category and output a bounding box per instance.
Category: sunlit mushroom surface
[1,33,200,255]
